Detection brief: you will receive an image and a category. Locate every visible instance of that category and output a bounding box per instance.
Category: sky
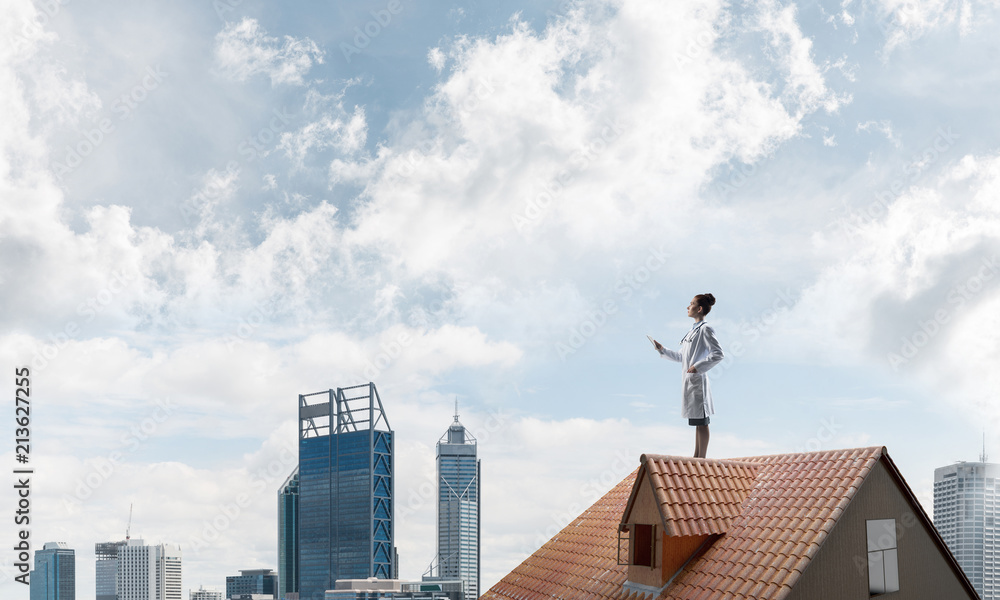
[2,0,1000,597]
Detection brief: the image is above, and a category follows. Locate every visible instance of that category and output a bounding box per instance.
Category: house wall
[785,458,977,600]
[625,473,662,587]
[662,535,710,584]
[626,472,662,528]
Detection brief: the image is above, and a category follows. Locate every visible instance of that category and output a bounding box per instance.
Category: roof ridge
[640,453,761,468]
[733,445,885,462]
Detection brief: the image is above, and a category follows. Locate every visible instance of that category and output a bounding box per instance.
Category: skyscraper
[96,540,127,600]
[298,383,395,600]
[116,539,182,600]
[189,586,222,600]
[278,467,299,599]
[434,404,480,600]
[30,542,75,600]
[226,568,277,598]
[934,459,1000,599]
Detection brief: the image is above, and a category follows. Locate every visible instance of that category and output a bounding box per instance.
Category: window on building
[631,524,655,567]
[867,519,899,595]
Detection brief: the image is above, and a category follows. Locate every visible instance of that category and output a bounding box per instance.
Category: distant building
[429,405,480,600]
[226,569,277,599]
[30,542,75,600]
[278,468,300,599]
[298,383,395,600]
[934,460,1000,599]
[95,541,127,600]
[325,578,462,600]
[116,539,182,600]
[190,585,223,600]
[484,447,979,600]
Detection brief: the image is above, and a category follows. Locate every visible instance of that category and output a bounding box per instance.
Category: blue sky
[3,0,1000,597]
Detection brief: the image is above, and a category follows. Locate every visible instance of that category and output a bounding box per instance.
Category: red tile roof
[483,447,886,600]
[487,471,635,600]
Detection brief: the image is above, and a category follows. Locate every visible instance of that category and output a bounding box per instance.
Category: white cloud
[0,321,522,442]
[857,119,901,147]
[24,63,102,129]
[772,152,1000,424]
[183,165,242,236]
[428,46,446,72]
[339,0,844,290]
[329,156,378,184]
[278,106,368,169]
[0,0,846,352]
[2,0,830,386]
[213,17,324,86]
[1,1,98,135]
[874,0,1000,54]
[753,0,849,117]
[827,55,857,83]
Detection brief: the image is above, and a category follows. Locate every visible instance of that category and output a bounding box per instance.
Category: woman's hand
[654,340,663,352]
[686,366,697,373]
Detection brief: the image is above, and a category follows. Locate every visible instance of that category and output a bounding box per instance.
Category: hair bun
[703,293,716,306]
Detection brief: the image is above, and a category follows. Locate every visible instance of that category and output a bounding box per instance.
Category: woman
[652,293,724,458]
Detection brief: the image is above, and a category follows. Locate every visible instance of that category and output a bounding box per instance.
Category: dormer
[619,454,758,596]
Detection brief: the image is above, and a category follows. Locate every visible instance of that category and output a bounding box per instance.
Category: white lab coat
[658,321,724,419]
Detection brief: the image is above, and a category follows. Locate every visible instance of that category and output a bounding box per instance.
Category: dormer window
[618,455,758,593]
[631,524,655,567]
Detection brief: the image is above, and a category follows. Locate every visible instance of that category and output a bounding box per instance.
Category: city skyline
[15,397,998,599]
[5,0,1000,598]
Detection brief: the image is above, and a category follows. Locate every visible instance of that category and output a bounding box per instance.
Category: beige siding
[785,458,976,600]
[626,472,662,529]
[625,473,663,586]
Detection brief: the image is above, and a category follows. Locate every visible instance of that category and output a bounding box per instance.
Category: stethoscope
[680,321,707,345]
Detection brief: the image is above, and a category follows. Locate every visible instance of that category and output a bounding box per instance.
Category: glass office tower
[934,460,1000,599]
[435,407,480,600]
[30,542,75,600]
[298,383,394,600]
[226,569,277,598]
[278,467,300,599]
[95,540,126,600]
